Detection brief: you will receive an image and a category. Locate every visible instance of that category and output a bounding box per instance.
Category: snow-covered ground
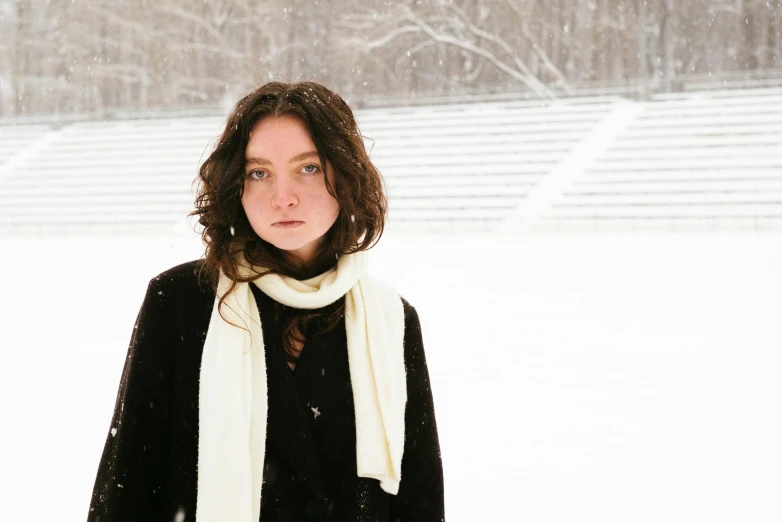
[1,232,781,522]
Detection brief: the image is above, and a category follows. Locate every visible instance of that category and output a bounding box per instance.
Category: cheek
[304,181,336,208]
[328,197,340,219]
[242,185,264,207]
[316,190,340,220]
[241,191,267,225]
[240,192,252,216]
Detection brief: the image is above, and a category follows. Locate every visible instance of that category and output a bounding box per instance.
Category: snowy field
[1,232,781,522]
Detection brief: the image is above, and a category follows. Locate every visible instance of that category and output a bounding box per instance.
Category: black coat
[87,260,445,522]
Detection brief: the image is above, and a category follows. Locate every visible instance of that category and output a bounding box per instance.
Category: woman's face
[241,115,340,264]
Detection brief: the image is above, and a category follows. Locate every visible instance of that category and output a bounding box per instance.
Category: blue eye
[247,169,267,181]
[302,164,320,174]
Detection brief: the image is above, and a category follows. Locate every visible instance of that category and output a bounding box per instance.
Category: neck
[282,253,337,281]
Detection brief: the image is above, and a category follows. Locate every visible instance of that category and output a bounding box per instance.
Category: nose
[271,177,298,208]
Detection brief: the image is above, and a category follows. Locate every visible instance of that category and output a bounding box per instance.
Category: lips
[272,220,304,227]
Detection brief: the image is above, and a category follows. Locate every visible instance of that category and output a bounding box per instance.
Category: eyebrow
[245,151,320,166]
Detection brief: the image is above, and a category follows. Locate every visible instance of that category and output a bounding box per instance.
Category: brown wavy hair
[190,81,387,362]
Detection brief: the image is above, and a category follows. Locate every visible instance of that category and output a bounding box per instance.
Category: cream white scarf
[195,251,406,522]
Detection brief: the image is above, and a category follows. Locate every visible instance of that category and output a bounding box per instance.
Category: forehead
[245,115,316,157]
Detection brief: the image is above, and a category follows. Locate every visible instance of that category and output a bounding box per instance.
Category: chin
[265,235,317,256]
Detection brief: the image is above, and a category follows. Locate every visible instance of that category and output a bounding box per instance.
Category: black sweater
[87,260,445,522]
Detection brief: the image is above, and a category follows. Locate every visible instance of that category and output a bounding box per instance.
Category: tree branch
[402,6,555,98]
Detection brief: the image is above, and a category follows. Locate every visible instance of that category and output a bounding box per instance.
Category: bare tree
[1,0,780,117]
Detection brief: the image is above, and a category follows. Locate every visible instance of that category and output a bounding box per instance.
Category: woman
[86,81,445,522]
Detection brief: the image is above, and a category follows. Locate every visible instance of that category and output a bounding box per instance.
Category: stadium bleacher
[0,117,223,235]
[0,123,52,165]
[357,97,616,232]
[0,88,780,236]
[537,87,782,232]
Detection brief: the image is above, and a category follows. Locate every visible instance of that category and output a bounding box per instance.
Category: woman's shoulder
[398,296,423,337]
[363,273,419,324]
[146,259,216,300]
[399,295,417,319]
